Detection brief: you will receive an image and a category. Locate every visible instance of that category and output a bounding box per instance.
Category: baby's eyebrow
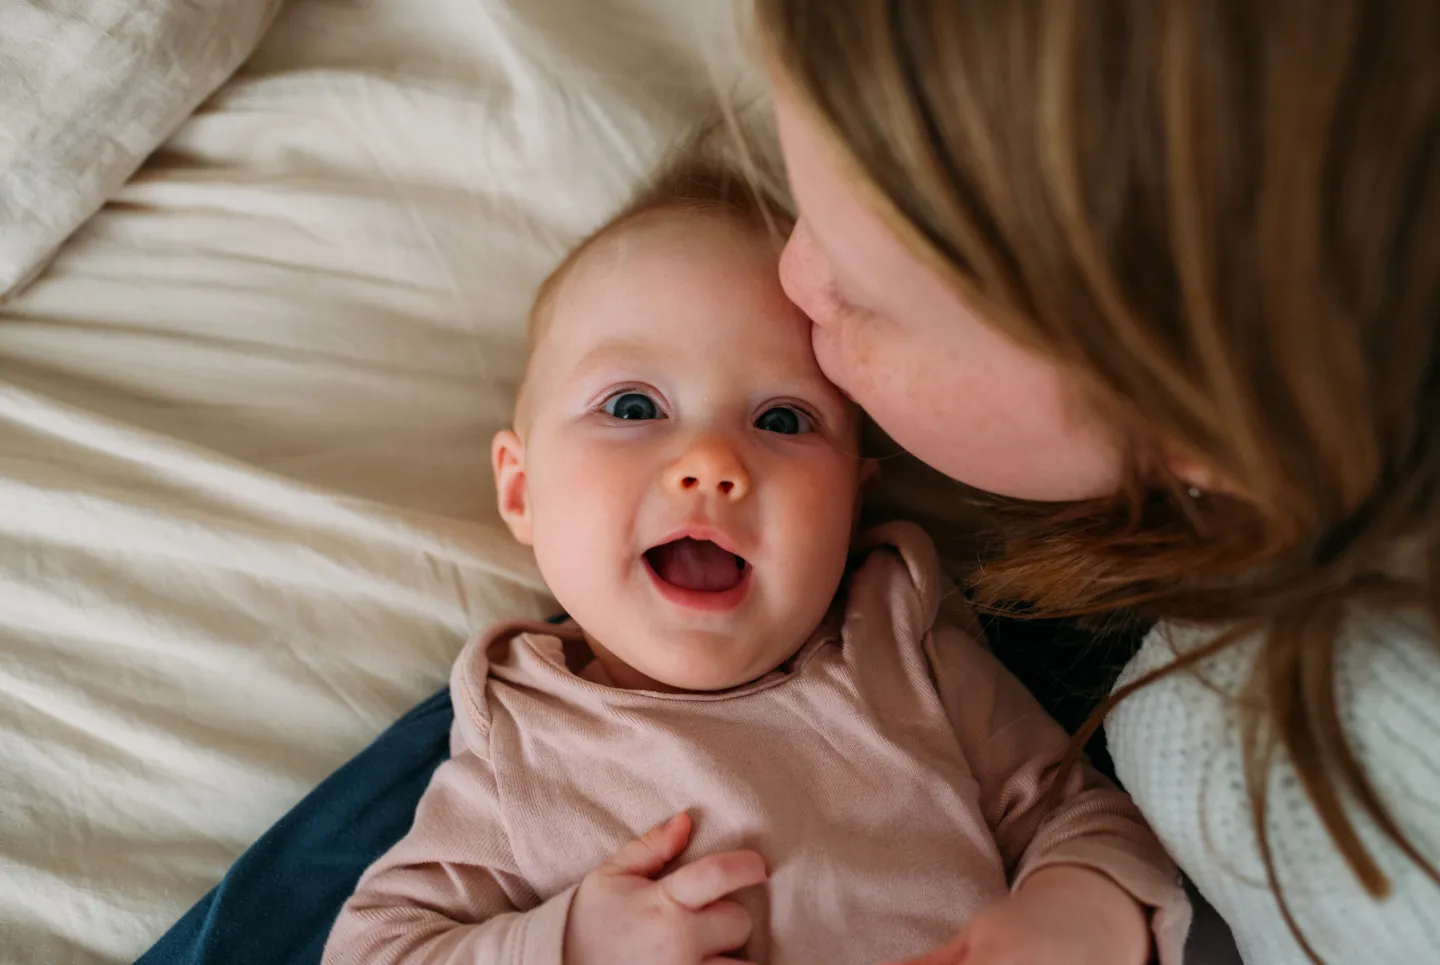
[782,379,857,424]
[566,337,660,377]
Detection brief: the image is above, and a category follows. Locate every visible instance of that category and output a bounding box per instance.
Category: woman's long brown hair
[754,1,1440,958]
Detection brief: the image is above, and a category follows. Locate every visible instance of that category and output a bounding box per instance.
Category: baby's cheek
[788,464,860,569]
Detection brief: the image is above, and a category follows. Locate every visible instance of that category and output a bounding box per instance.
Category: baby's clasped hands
[564,813,767,965]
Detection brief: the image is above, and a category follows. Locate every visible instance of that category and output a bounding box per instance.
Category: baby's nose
[664,434,751,501]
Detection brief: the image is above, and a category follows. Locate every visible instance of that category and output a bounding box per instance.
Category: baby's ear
[492,429,533,545]
[859,458,880,490]
[851,458,880,536]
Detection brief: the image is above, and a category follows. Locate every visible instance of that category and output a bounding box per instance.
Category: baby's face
[496,210,863,691]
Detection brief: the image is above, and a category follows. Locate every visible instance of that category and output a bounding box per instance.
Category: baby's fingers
[661,849,767,910]
[598,812,692,879]
[690,898,753,958]
[881,931,970,965]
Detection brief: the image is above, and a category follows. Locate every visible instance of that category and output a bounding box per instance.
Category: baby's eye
[755,406,814,436]
[603,391,662,421]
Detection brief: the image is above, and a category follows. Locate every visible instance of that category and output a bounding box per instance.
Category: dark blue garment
[134,688,453,965]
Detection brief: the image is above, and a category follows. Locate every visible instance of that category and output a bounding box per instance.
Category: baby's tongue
[648,538,744,592]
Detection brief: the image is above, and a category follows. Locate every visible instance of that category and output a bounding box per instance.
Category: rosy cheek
[817,314,880,398]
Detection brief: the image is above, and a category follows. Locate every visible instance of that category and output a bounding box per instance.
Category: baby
[324,156,1190,965]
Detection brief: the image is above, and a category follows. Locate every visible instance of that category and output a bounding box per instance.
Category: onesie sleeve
[922,618,1192,964]
[323,632,575,965]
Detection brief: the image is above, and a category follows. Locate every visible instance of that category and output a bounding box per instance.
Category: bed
[0,1,751,960]
[1,2,994,962]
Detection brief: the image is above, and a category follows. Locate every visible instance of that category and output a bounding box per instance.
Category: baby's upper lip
[647,523,747,560]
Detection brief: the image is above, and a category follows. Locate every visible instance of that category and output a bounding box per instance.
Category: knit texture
[1109,612,1440,963]
[324,523,1188,965]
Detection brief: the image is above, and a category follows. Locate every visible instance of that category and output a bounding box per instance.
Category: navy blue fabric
[134,687,454,965]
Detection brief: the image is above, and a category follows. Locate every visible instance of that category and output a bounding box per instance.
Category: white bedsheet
[0,1,765,961]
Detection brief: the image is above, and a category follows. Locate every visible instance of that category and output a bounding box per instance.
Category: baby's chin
[627,634,800,693]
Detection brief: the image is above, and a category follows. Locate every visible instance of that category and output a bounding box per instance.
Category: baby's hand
[564,812,766,965]
[885,866,1149,965]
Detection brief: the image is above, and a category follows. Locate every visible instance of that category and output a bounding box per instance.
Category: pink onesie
[324,522,1190,965]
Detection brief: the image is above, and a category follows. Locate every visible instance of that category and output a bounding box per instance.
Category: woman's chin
[809,328,858,402]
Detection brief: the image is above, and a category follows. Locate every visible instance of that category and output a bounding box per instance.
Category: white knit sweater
[1108,612,1440,964]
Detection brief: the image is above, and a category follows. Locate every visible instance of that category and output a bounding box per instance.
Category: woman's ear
[1163,446,1242,499]
[492,429,533,545]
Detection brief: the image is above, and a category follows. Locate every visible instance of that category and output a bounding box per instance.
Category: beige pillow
[0,0,283,298]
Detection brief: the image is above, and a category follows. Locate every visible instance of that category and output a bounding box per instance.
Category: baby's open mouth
[644,538,749,593]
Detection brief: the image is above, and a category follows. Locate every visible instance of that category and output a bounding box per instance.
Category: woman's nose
[664,434,751,501]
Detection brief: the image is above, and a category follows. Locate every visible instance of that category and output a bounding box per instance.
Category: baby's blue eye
[604,391,661,421]
[755,406,813,435]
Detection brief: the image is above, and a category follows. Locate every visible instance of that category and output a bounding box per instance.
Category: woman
[755,2,1439,963]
